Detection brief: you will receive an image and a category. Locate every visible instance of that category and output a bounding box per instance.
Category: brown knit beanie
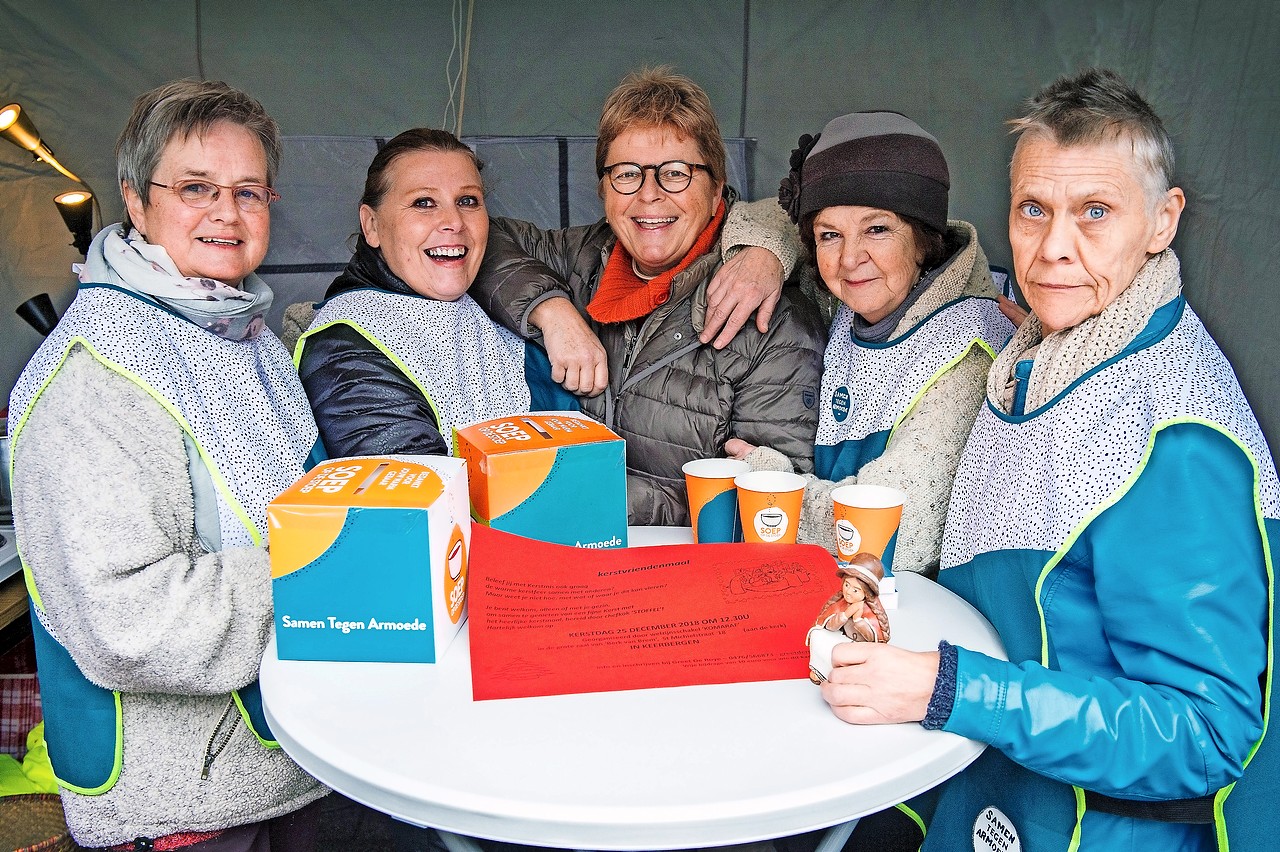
[778,111,950,234]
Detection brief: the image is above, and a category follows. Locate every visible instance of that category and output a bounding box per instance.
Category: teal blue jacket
[929,296,1277,851]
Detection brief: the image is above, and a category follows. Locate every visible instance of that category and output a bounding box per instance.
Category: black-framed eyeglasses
[599,161,711,195]
[149,179,280,211]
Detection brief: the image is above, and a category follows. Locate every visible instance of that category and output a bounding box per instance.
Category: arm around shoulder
[472,217,600,336]
[721,197,802,278]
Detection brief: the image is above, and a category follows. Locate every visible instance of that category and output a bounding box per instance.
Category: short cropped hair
[361,128,484,210]
[1008,68,1174,205]
[596,67,727,186]
[116,79,282,232]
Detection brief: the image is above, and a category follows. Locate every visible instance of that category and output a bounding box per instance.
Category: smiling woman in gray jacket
[471,68,825,525]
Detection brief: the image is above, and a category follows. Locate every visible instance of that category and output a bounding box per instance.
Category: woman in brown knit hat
[728,111,1014,578]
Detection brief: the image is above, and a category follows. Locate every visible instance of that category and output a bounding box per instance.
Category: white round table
[260,529,1005,849]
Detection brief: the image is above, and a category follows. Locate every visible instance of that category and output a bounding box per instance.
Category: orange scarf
[587,200,726,323]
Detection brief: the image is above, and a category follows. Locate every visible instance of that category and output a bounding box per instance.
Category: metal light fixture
[15,293,60,337]
[2,102,101,230]
[1,102,84,183]
[54,190,94,256]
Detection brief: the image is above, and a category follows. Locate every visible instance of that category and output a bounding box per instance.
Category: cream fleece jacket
[12,347,325,846]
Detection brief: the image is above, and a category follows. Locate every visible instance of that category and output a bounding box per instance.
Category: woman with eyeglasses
[7,80,326,849]
[472,67,826,525]
[295,128,576,458]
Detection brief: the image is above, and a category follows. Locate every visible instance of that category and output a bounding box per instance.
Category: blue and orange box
[453,413,628,549]
[267,455,469,662]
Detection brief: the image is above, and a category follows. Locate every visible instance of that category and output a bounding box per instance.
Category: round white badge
[972,806,1021,852]
[835,518,862,558]
[753,507,789,542]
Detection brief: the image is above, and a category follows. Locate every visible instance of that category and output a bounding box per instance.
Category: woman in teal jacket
[819,68,1277,852]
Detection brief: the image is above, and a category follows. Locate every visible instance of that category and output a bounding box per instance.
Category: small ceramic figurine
[807,553,891,683]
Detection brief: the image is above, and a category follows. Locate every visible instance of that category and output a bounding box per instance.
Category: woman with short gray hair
[819,68,1278,852]
[7,78,326,849]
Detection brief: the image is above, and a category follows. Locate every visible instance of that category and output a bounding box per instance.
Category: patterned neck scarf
[78,223,273,341]
[989,249,1183,413]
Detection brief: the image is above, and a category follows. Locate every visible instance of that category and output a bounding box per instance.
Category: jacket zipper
[626,314,654,374]
[201,697,239,780]
[1012,358,1034,416]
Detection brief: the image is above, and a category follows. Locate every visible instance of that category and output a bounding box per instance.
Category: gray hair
[116,79,282,231]
[1008,68,1174,206]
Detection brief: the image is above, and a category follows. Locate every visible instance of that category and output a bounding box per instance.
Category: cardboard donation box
[454,413,628,549]
[267,456,470,662]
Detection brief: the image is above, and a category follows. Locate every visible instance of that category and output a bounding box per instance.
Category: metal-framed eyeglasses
[599,161,711,195]
[149,179,281,211]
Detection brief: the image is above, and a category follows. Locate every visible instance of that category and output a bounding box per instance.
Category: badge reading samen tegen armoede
[831,386,851,422]
[972,806,1021,852]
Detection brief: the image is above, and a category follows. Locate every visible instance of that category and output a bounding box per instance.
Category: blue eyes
[411,196,481,209]
[1020,203,1106,221]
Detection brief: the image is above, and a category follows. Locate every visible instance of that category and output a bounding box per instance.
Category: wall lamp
[1,101,101,233]
[16,293,60,337]
[55,190,95,256]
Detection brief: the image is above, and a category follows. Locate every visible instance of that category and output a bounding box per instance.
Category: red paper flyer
[467,525,837,700]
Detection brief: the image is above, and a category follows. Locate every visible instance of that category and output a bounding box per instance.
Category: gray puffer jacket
[472,213,826,525]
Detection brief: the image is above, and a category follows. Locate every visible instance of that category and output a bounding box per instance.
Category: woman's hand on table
[702,247,783,349]
[530,298,609,396]
[725,438,757,459]
[821,643,939,725]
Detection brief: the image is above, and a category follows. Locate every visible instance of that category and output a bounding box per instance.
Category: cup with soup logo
[734,471,806,544]
[830,484,905,568]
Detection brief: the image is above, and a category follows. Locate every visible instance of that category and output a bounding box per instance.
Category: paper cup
[831,484,905,566]
[683,458,751,543]
[734,471,806,544]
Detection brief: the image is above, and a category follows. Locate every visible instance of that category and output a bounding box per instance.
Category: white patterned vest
[300,289,530,453]
[944,300,1279,568]
[9,284,318,546]
[815,296,1012,480]
[932,298,1279,852]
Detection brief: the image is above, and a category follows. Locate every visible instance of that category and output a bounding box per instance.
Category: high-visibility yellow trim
[887,338,997,446]
[231,690,280,750]
[1027,416,1274,850]
[892,801,927,849]
[297,319,448,452]
[10,338,262,608]
[49,690,123,796]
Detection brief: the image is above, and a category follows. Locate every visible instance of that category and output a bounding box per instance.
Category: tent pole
[457,0,475,136]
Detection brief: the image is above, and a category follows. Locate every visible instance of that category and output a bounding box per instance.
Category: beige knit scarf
[989,249,1183,413]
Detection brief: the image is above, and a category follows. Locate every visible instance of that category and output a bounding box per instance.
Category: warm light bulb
[0,106,17,131]
[55,190,90,205]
